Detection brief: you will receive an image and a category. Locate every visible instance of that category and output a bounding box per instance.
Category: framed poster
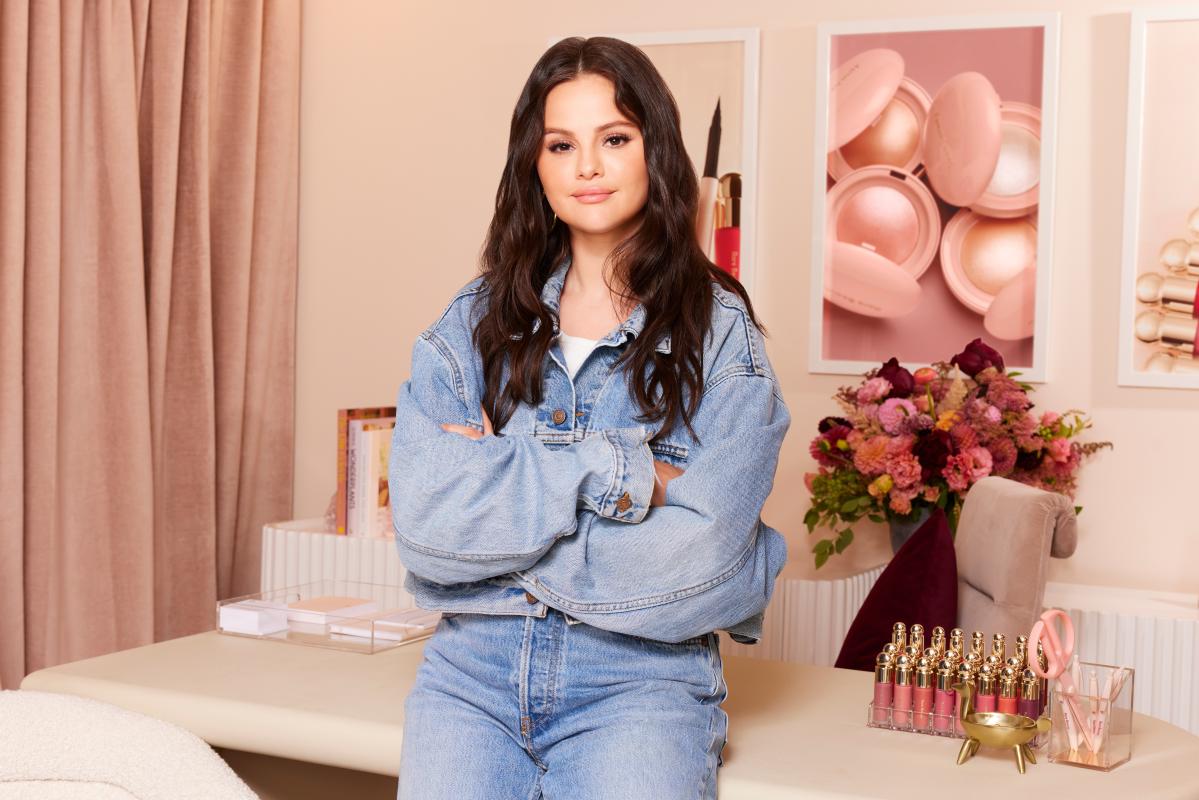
[545,29,761,298]
[810,14,1060,381]
[1117,8,1199,388]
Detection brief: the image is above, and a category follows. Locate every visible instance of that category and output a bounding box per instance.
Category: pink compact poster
[813,18,1058,379]
[1118,13,1199,389]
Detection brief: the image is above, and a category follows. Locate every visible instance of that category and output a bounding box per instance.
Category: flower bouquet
[804,339,1112,568]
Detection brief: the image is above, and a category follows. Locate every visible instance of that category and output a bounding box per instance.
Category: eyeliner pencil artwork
[695,97,721,260]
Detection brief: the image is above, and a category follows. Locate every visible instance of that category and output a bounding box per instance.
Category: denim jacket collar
[535,254,671,355]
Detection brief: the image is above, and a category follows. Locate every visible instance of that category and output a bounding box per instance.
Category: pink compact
[923,72,1003,208]
[824,165,941,318]
[940,210,1037,338]
[924,76,1041,219]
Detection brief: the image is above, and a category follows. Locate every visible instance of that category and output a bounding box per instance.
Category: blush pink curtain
[0,0,300,690]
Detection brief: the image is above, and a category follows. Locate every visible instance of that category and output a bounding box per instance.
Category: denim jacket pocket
[648,438,690,467]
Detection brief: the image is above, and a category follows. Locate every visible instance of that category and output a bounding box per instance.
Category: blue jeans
[397,609,729,799]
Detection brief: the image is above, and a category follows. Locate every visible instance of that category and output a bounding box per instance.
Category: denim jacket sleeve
[389,331,657,585]
[514,366,791,643]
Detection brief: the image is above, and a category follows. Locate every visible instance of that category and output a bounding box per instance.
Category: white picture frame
[1117,7,1199,389]
[544,29,761,300]
[810,14,1061,382]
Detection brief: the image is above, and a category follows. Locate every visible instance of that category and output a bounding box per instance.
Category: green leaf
[839,498,859,513]
[936,490,948,509]
[1074,505,1083,515]
[815,549,830,569]
[1007,370,1023,377]
[803,508,820,532]
[868,514,885,524]
[835,528,855,554]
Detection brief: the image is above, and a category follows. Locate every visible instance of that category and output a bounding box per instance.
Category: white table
[21,631,1199,799]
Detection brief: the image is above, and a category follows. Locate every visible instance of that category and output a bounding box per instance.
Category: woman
[390,36,789,799]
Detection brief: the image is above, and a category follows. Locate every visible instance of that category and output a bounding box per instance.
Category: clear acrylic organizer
[866,702,964,738]
[216,579,439,654]
[1047,661,1134,771]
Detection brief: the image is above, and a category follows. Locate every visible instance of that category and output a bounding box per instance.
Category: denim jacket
[389,254,790,644]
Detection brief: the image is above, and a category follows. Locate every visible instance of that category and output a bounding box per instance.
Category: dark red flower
[950,338,1005,377]
[818,416,852,433]
[913,429,952,482]
[877,357,915,398]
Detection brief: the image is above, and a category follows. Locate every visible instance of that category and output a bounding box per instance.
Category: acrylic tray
[867,702,965,738]
[216,579,440,654]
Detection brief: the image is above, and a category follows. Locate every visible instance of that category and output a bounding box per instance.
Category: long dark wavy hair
[473,36,765,441]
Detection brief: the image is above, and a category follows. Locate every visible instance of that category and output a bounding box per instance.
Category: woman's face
[537,73,649,242]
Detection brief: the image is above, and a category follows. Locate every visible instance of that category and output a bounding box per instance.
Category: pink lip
[573,190,614,203]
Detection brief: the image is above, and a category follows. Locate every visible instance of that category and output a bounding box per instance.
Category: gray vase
[888,505,934,554]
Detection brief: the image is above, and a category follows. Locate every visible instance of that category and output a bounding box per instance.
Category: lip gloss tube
[1135,309,1198,352]
[970,631,985,661]
[909,624,925,654]
[930,626,946,660]
[949,628,964,657]
[1019,668,1041,719]
[934,658,956,733]
[998,666,1018,715]
[975,665,997,713]
[891,622,907,653]
[1013,635,1029,672]
[954,661,973,735]
[1037,640,1049,715]
[913,658,934,730]
[893,655,914,728]
[985,632,1007,670]
[873,652,895,724]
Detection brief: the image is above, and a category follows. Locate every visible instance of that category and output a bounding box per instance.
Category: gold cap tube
[991,633,1007,663]
[1020,668,1041,701]
[892,622,907,651]
[895,654,914,687]
[936,658,954,691]
[978,664,996,694]
[875,651,896,683]
[915,657,933,689]
[999,666,1018,699]
[970,632,985,658]
[910,624,925,653]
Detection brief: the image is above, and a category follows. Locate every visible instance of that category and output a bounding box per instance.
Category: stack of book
[336,406,396,537]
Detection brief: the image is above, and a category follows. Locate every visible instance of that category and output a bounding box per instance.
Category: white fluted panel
[260,519,414,607]
[1060,607,1199,736]
[720,566,886,666]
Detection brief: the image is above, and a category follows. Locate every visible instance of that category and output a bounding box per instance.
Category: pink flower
[913,395,931,413]
[1012,413,1044,452]
[922,485,941,503]
[1040,411,1061,428]
[987,438,1017,476]
[888,452,923,488]
[942,454,973,492]
[856,377,892,404]
[1048,438,1072,463]
[913,367,938,386]
[853,436,890,476]
[966,446,993,481]
[950,422,978,452]
[984,404,1002,424]
[889,487,919,515]
[804,472,818,492]
[878,398,918,434]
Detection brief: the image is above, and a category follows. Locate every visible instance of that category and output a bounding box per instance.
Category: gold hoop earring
[552,211,558,225]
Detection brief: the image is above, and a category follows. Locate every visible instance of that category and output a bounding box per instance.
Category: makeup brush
[695,98,721,260]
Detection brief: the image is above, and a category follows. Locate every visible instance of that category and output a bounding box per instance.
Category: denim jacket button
[524,591,538,604]
[552,409,567,425]
[615,492,632,513]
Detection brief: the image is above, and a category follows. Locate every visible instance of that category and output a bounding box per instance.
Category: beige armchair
[955,476,1078,640]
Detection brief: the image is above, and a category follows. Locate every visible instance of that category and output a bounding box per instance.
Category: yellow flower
[868,474,895,497]
[935,410,959,431]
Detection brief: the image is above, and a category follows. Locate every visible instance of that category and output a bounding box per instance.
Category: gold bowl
[953,682,1051,773]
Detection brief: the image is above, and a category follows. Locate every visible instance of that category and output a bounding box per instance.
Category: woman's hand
[441,405,494,440]
[652,459,684,507]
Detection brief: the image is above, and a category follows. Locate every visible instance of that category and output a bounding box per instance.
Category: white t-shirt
[558,331,600,379]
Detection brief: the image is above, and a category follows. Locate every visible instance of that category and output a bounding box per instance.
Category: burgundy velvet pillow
[834,508,958,671]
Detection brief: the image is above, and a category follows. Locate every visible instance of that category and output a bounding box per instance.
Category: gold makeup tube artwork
[1137,271,1198,315]
[1144,349,1199,374]
[1135,309,1198,352]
